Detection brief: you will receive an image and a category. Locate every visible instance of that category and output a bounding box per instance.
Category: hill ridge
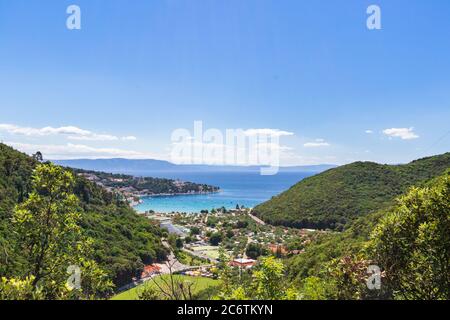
[253,152,450,230]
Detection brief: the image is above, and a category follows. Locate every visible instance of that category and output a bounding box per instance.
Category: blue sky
[0,0,449,165]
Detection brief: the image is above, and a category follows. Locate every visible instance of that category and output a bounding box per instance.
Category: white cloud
[383,127,419,140]
[67,134,119,141]
[5,142,154,160]
[0,124,90,136]
[304,139,330,148]
[243,129,294,137]
[365,130,374,134]
[0,123,137,142]
[122,136,137,141]
[304,142,330,148]
[170,139,293,165]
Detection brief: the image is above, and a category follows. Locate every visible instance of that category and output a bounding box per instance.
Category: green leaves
[218,256,300,300]
[368,175,450,300]
[0,276,44,300]
[7,163,113,299]
[0,143,169,291]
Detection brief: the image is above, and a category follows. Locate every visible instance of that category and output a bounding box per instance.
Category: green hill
[285,169,450,297]
[0,143,168,288]
[253,153,450,230]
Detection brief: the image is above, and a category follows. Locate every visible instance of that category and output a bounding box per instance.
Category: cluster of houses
[267,244,304,256]
[132,209,321,284]
[138,258,257,283]
[78,172,144,206]
[182,267,214,278]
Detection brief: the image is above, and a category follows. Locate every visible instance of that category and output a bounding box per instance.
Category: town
[130,207,326,285]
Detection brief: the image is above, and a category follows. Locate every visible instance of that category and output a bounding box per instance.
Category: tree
[252,257,293,300]
[0,276,43,300]
[209,232,223,246]
[206,217,218,227]
[32,151,43,162]
[327,255,379,300]
[368,175,450,300]
[175,238,184,249]
[225,229,234,239]
[218,256,299,300]
[216,247,237,297]
[245,243,266,259]
[138,286,159,300]
[236,220,248,229]
[190,227,200,235]
[167,234,178,249]
[300,277,329,300]
[9,163,113,299]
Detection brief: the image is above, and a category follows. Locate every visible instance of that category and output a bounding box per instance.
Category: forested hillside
[0,143,168,288]
[285,169,450,299]
[253,153,450,230]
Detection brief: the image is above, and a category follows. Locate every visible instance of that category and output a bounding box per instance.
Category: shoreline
[140,190,220,198]
[130,190,221,210]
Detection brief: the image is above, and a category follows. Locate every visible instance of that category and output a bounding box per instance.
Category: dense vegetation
[0,144,168,290]
[1,164,113,299]
[285,170,450,300]
[253,153,450,230]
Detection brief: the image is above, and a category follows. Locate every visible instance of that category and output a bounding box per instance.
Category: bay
[134,171,314,213]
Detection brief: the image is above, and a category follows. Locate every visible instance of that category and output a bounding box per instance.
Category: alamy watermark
[66,265,81,290]
[170,121,292,175]
[367,5,382,30]
[65,4,380,31]
[366,265,381,290]
[66,5,81,30]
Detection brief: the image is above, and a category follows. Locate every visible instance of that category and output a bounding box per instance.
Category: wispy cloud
[383,127,419,140]
[5,142,154,160]
[304,139,330,148]
[122,136,137,141]
[243,129,294,137]
[365,130,374,134]
[0,124,137,142]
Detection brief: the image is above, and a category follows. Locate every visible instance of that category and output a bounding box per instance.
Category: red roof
[229,259,256,268]
[141,264,161,278]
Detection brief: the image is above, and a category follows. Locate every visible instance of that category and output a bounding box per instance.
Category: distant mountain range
[53,158,337,175]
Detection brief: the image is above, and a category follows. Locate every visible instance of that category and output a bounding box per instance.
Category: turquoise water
[134,171,313,213]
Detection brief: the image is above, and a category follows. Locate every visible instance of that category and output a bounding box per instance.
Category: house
[230,258,256,269]
[267,244,288,256]
[289,249,305,255]
[141,264,161,279]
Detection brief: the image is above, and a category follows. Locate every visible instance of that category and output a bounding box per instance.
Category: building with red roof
[141,264,162,279]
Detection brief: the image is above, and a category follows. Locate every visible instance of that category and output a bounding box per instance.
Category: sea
[133,171,314,213]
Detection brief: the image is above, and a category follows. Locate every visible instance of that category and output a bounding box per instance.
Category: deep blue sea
[134,171,313,213]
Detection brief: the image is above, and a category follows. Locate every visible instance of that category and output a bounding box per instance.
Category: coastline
[130,190,221,209]
[141,190,220,198]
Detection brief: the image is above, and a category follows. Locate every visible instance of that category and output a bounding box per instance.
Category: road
[247,209,266,226]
